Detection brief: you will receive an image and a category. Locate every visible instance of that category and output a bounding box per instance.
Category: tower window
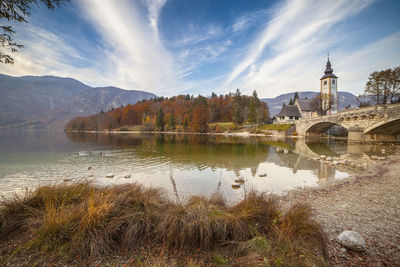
[332,80,335,84]
[324,81,327,85]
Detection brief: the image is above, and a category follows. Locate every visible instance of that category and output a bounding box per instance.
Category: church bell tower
[320,56,338,114]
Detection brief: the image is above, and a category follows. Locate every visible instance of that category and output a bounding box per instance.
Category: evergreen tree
[156,108,164,131]
[248,90,261,125]
[294,91,299,100]
[168,113,176,130]
[289,98,294,105]
[232,89,245,128]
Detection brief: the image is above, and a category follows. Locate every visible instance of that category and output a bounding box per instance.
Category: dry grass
[0,182,328,266]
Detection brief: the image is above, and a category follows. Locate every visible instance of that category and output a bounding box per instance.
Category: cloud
[0,0,181,95]
[226,0,376,89]
[145,0,167,39]
[79,0,179,94]
[0,24,109,85]
[0,0,398,100]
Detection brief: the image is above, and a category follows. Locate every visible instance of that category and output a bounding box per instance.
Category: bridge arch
[305,121,348,135]
[364,117,400,136]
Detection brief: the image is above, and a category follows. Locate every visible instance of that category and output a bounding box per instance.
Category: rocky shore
[283,155,400,266]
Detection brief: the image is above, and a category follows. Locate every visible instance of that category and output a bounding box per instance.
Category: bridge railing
[300,103,400,122]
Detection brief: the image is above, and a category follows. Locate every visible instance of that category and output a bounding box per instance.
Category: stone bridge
[295,103,400,142]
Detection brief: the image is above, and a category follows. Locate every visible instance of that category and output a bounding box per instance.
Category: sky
[0,0,399,98]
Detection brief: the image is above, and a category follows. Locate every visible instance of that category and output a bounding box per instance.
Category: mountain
[0,74,156,129]
[261,91,360,116]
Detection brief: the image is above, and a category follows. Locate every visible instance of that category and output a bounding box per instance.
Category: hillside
[0,74,156,129]
[262,91,360,116]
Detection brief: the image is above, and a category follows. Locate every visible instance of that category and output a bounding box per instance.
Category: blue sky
[0,0,399,98]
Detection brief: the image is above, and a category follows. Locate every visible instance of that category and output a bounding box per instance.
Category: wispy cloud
[80,0,179,94]
[0,24,108,85]
[0,0,398,99]
[226,0,376,91]
[145,0,167,39]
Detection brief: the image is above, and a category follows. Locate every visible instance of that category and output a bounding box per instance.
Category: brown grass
[0,181,328,266]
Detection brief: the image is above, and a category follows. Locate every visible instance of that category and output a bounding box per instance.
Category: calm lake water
[0,130,395,202]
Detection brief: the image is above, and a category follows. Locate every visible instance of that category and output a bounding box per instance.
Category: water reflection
[0,130,397,201]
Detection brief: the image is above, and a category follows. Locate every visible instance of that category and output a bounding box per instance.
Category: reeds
[0,181,328,265]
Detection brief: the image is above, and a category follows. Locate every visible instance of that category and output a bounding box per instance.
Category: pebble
[106,173,115,178]
[231,183,241,189]
[124,174,131,178]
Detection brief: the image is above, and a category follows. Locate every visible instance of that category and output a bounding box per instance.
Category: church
[275,57,338,123]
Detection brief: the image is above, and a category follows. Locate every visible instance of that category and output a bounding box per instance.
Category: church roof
[277,104,301,117]
[320,57,337,79]
[295,99,316,111]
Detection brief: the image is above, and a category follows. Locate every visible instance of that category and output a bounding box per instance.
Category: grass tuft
[0,182,328,266]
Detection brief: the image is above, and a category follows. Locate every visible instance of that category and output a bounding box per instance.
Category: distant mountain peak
[0,74,156,129]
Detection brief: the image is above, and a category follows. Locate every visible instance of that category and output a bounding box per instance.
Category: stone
[124,174,131,178]
[234,177,244,183]
[106,173,114,178]
[337,231,366,252]
[259,173,267,177]
[231,183,241,189]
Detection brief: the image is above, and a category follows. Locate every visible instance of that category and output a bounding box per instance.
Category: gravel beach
[283,156,400,266]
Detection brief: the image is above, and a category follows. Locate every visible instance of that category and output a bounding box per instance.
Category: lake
[0,130,395,202]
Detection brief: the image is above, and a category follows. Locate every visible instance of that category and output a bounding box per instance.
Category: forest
[66,89,270,133]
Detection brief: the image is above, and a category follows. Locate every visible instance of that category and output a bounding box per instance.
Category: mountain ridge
[0,74,157,129]
[261,91,360,116]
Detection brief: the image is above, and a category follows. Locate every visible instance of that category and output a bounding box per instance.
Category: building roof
[295,99,316,111]
[320,57,338,79]
[277,104,301,117]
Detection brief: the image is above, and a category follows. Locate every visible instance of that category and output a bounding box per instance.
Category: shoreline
[0,156,399,265]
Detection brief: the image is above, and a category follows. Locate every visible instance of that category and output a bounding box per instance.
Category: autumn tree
[260,102,270,123]
[364,67,400,104]
[312,93,334,115]
[191,95,208,133]
[0,0,69,64]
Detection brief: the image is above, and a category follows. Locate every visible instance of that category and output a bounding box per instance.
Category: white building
[320,57,338,114]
